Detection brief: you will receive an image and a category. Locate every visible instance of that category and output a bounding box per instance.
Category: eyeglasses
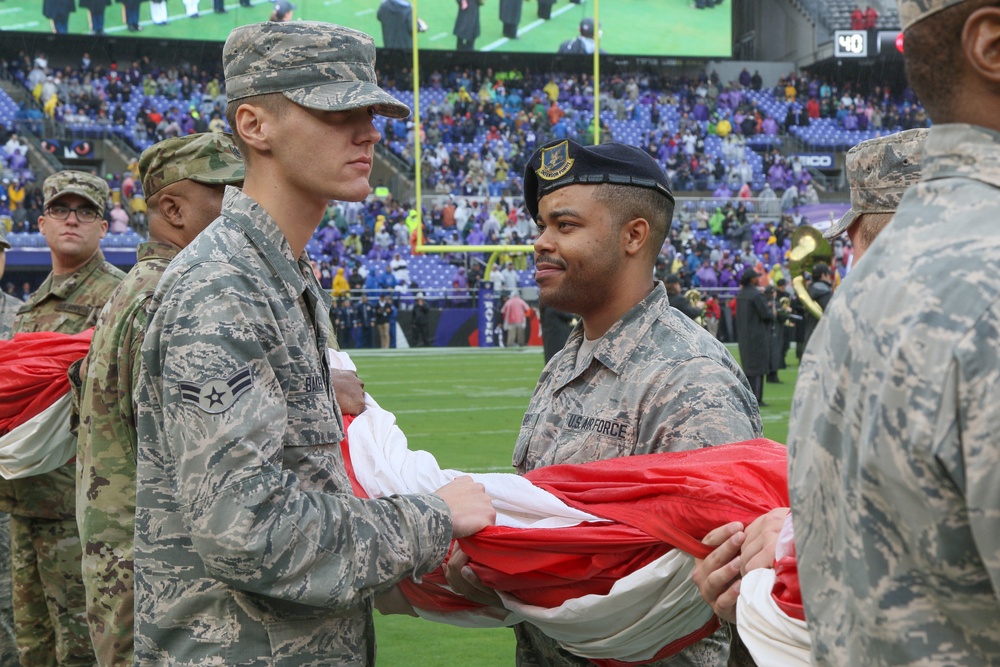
[45,205,101,224]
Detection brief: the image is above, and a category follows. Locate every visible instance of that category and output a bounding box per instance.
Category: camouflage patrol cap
[43,170,109,215]
[825,128,927,240]
[524,139,675,220]
[0,223,9,250]
[139,133,245,198]
[223,21,410,119]
[898,0,968,30]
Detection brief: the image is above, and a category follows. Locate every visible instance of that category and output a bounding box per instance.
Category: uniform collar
[922,124,1000,190]
[219,187,312,300]
[136,239,180,263]
[564,282,665,378]
[43,249,108,301]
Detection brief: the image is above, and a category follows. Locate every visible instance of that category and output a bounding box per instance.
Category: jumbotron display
[0,0,733,58]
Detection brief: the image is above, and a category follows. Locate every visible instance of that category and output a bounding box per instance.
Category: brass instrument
[685,288,707,328]
[778,296,796,327]
[787,226,833,320]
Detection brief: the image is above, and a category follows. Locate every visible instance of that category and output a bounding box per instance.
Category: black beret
[523,139,675,220]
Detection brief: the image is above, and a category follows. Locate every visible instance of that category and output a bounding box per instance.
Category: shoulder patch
[178,366,254,414]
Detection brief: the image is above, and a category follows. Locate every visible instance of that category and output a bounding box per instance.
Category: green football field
[0,0,732,58]
[349,344,796,666]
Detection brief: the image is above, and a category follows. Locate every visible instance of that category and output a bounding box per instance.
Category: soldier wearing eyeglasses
[3,170,124,665]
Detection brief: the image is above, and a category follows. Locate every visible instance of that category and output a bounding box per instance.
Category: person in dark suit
[499,0,523,38]
[356,293,377,348]
[453,0,480,51]
[411,295,432,347]
[378,0,414,50]
[735,268,773,406]
[537,0,556,19]
[540,305,574,363]
[334,298,355,349]
[117,0,144,32]
[80,0,111,34]
[43,0,76,33]
[801,262,833,353]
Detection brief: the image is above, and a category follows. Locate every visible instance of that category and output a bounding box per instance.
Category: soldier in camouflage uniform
[788,0,1000,664]
[821,128,928,260]
[75,133,244,667]
[5,170,125,665]
[445,139,763,667]
[692,129,928,659]
[133,21,495,666]
[0,225,21,337]
[0,223,20,666]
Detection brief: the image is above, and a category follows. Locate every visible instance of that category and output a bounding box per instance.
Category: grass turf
[350,343,796,666]
[0,0,732,58]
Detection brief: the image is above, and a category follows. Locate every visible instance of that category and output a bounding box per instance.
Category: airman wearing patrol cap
[2,169,126,664]
[0,223,18,339]
[824,128,926,263]
[76,131,244,667]
[134,22,494,665]
[788,0,1000,664]
[449,137,761,667]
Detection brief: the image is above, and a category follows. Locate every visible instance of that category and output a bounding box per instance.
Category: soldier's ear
[158,193,184,229]
[621,217,650,257]
[963,4,1000,85]
[234,102,272,154]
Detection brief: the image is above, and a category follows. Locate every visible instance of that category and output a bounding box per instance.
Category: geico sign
[799,154,834,168]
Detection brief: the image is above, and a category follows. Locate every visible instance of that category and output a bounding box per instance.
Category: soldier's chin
[538,289,567,310]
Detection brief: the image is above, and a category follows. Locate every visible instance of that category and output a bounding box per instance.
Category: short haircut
[904,0,995,122]
[812,263,832,279]
[225,93,289,167]
[591,184,674,260]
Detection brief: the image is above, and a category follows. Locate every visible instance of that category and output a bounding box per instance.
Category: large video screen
[0,0,732,58]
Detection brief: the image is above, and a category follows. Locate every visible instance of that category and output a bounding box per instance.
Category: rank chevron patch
[178,366,254,414]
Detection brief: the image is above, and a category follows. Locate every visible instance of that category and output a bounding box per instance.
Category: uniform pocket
[512,412,540,470]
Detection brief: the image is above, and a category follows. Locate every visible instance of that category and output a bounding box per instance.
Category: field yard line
[407,429,515,438]
[3,22,39,29]
[0,8,24,15]
[480,1,577,52]
[428,32,449,41]
[355,8,375,16]
[323,0,343,4]
[367,378,533,386]
[348,347,541,357]
[391,404,527,415]
[463,465,515,473]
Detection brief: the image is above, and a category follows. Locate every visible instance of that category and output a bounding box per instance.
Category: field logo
[536,141,574,181]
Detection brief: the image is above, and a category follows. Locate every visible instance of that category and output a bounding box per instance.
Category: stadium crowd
[2,49,909,310]
[3,2,998,667]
